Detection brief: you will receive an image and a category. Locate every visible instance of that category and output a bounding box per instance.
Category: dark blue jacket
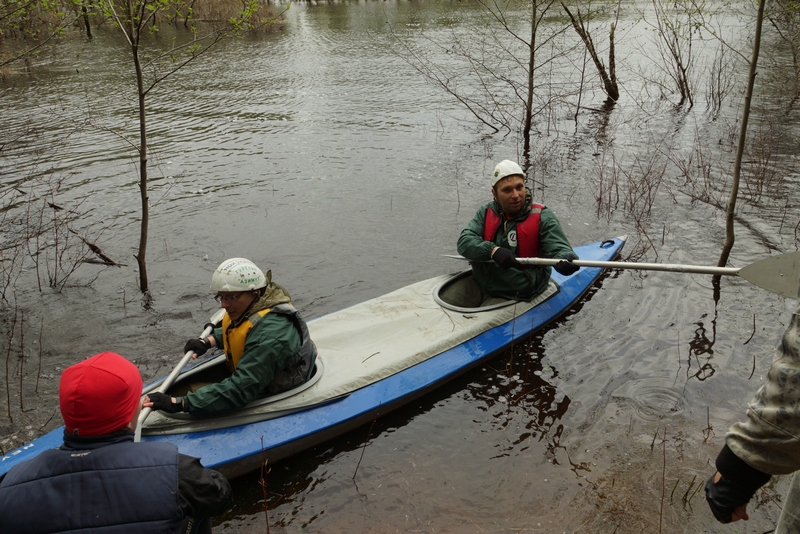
[0,432,184,533]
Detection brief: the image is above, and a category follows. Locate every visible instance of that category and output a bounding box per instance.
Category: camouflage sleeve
[725,301,800,475]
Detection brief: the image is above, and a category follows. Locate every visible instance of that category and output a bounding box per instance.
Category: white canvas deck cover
[143,272,557,431]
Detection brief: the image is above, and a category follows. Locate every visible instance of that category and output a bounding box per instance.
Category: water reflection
[471,335,571,464]
[218,321,582,530]
[687,316,717,381]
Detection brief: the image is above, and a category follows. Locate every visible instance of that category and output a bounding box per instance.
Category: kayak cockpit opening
[433,270,558,313]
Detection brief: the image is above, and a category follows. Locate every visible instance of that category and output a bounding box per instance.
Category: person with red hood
[0,351,232,533]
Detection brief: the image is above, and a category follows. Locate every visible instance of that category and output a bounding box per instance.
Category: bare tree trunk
[717,0,765,270]
[125,0,150,294]
[561,2,619,103]
[608,12,617,99]
[82,2,92,40]
[522,0,537,176]
[134,56,150,294]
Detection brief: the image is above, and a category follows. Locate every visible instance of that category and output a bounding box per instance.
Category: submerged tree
[560,0,620,104]
[765,0,800,112]
[0,0,79,73]
[394,0,624,180]
[646,0,699,108]
[395,0,585,175]
[717,0,766,270]
[98,0,277,297]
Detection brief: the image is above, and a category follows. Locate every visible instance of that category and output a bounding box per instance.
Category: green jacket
[456,196,576,300]
[183,281,314,416]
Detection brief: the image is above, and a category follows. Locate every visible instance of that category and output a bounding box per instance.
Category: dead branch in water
[259,437,271,534]
[18,309,24,412]
[36,317,43,394]
[68,229,125,267]
[659,426,667,534]
[353,413,379,481]
[4,304,18,422]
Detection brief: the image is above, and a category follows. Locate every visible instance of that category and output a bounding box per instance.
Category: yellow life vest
[221,308,271,370]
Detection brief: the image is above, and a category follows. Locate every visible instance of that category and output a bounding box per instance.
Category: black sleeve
[715,443,772,492]
[177,454,233,518]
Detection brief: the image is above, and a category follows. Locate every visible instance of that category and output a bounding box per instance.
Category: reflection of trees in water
[469,334,571,464]
[686,313,717,382]
[220,335,577,527]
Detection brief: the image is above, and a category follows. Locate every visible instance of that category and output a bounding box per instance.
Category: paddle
[443,252,800,298]
[134,308,226,441]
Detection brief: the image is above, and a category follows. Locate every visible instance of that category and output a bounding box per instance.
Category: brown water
[1,0,799,532]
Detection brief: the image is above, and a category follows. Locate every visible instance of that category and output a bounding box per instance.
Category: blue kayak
[0,236,626,479]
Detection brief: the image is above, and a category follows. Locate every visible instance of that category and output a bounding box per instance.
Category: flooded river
[2,0,799,532]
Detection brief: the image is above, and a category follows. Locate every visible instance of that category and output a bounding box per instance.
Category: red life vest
[483,204,544,258]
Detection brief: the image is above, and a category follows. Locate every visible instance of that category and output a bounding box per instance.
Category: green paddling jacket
[183,282,316,416]
[457,195,577,301]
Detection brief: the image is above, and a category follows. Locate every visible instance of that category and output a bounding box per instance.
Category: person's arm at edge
[177,454,232,518]
[706,303,800,522]
[705,443,771,523]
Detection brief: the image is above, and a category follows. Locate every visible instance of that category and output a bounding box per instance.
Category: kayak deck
[142,274,559,434]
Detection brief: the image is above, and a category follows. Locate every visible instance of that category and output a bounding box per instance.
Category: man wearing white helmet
[145,258,317,416]
[457,159,579,302]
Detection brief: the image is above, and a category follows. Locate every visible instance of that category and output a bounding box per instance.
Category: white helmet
[210,258,267,292]
[491,160,524,187]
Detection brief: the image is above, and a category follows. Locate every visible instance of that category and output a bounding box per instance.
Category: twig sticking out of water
[702,406,713,443]
[36,317,43,394]
[744,313,756,346]
[259,436,271,534]
[38,408,57,433]
[353,413,379,481]
[68,229,124,267]
[689,479,704,504]
[748,314,759,379]
[5,303,18,422]
[18,309,24,411]
[670,478,679,504]
[659,427,667,534]
[681,475,697,505]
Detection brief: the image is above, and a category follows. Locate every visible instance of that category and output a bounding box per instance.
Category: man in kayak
[457,159,579,302]
[145,258,317,416]
[0,351,232,533]
[705,297,800,530]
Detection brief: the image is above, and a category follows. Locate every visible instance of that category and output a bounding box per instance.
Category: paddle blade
[739,252,800,298]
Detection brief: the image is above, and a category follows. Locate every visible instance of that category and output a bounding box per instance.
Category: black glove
[704,472,754,523]
[491,247,523,270]
[705,445,772,523]
[184,337,212,357]
[554,253,579,276]
[147,392,186,414]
